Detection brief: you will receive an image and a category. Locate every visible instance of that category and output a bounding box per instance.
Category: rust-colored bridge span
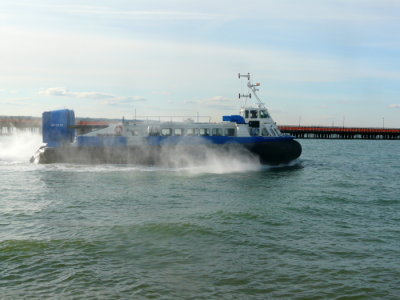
[279,126,400,140]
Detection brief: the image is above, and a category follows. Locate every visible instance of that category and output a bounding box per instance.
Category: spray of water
[157,143,263,174]
[0,132,43,163]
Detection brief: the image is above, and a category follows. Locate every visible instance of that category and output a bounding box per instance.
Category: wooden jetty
[279,126,400,140]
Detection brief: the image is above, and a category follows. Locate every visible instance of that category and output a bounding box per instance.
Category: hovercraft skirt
[35,139,301,165]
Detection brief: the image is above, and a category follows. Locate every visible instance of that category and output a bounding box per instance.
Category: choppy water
[1,134,400,299]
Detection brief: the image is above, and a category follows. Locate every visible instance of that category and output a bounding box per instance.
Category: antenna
[238,93,251,99]
[238,73,251,99]
[238,73,250,80]
[238,72,265,107]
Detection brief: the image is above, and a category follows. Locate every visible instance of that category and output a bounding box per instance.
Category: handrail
[130,115,213,123]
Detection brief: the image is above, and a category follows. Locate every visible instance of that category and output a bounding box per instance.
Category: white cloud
[389,104,400,108]
[39,87,73,97]
[199,96,235,104]
[102,96,146,106]
[9,1,398,24]
[196,96,237,110]
[152,91,171,96]
[183,100,197,105]
[39,87,145,106]
[39,87,115,99]
[3,26,400,89]
[0,97,31,105]
[8,2,233,21]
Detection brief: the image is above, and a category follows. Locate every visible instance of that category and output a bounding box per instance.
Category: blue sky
[1,0,400,127]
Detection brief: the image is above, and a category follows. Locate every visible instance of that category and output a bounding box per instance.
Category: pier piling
[279,126,400,140]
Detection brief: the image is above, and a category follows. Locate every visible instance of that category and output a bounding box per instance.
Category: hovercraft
[31,73,302,165]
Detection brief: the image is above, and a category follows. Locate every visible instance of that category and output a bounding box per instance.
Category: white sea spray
[0,132,42,163]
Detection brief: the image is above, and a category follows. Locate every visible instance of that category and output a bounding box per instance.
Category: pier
[0,116,41,135]
[0,116,111,136]
[2,116,400,140]
[279,126,400,140]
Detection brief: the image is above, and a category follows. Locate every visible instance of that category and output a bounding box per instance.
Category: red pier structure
[279,126,400,140]
[0,116,41,135]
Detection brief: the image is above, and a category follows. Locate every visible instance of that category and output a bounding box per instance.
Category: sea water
[1,134,399,299]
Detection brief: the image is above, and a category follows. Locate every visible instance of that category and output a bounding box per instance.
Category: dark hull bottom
[33,140,302,165]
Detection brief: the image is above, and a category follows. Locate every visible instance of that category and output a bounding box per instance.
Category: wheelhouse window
[212,128,223,136]
[224,128,235,136]
[199,128,210,136]
[250,110,258,118]
[161,128,172,136]
[174,128,183,136]
[259,110,269,118]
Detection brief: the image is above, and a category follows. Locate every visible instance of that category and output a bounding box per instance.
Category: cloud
[200,96,234,104]
[39,87,145,106]
[152,91,171,96]
[0,89,17,94]
[183,100,197,105]
[102,96,146,106]
[197,96,237,109]
[10,3,232,21]
[389,104,400,108]
[39,87,113,99]
[1,97,31,106]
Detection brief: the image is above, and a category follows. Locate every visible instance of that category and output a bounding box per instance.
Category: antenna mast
[238,73,251,100]
[238,72,264,108]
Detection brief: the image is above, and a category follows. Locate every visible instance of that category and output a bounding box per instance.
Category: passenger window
[148,126,160,136]
[245,110,249,118]
[225,128,235,136]
[174,128,183,136]
[161,128,172,136]
[250,110,258,118]
[212,128,223,136]
[199,128,210,136]
[186,128,197,136]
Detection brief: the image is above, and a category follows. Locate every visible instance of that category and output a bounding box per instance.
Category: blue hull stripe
[77,136,127,147]
[147,135,294,146]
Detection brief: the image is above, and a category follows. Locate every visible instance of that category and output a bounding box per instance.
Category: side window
[199,128,210,136]
[245,110,249,118]
[212,128,223,136]
[161,128,172,136]
[250,110,258,118]
[174,128,183,136]
[225,128,235,136]
[148,126,160,136]
[186,128,197,136]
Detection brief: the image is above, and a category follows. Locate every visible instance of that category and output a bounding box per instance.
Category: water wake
[0,132,42,163]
